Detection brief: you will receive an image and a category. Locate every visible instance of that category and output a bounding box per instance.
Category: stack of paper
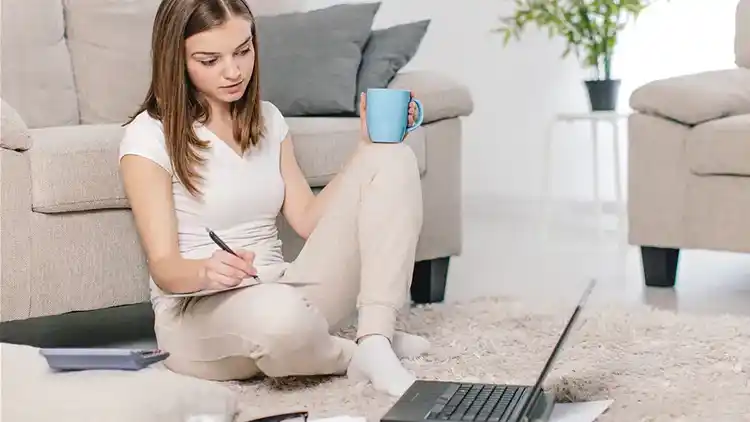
[311,417,366,422]
[549,400,613,422]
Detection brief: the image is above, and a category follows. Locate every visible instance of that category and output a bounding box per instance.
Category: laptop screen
[515,279,596,418]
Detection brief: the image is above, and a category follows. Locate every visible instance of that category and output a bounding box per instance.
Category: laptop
[381,279,597,422]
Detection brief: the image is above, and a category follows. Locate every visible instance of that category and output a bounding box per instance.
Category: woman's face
[184,16,255,108]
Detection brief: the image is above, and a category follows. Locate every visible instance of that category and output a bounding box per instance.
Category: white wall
[302,0,739,202]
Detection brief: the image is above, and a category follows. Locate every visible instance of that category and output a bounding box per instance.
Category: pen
[205,227,259,279]
[205,227,238,256]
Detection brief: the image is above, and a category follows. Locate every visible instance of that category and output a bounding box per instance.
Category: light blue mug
[365,88,424,143]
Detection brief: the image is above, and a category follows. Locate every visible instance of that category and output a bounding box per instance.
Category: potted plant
[495,0,661,112]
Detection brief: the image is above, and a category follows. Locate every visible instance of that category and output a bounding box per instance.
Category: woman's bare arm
[120,155,207,294]
[279,134,362,240]
[278,135,317,239]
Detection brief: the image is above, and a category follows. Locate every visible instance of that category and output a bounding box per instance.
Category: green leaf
[494,0,667,77]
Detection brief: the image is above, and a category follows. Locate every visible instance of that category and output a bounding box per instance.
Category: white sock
[347,335,416,397]
[392,331,430,358]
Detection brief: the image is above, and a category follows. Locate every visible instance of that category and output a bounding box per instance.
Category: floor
[3,195,750,350]
[448,195,750,317]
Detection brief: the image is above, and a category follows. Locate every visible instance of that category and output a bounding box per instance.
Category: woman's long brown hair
[126,0,264,197]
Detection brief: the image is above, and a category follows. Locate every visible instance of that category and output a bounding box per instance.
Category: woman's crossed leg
[159,142,426,396]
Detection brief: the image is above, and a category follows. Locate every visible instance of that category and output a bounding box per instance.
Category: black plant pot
[584,79,621,112]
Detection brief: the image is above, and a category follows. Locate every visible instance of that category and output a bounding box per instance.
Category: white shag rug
[233,296,750,422]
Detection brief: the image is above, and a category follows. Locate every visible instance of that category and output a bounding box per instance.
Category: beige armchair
[627,0,750,287]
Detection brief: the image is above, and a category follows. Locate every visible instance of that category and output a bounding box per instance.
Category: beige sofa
[627,0,750,287]
[0,0,473,323]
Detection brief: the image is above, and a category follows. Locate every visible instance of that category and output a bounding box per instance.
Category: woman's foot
[347,335,416,397]
[393,331,430,358]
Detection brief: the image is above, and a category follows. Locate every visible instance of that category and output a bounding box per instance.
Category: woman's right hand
[199,249,257,290]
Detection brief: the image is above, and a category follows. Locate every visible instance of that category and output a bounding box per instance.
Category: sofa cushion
[27,118,426,213]
[1,99,34,151]
[256,3,381,116]
[1,342,240,422]
[736,0,750,68]
[29,124,128,213]
[287,117,427,187]
[63,0,159,125]
[246,0,306,15]
[686,114,750,176]
[629,68,750,126]
[356,20,431,111]
[0,0,80,128]
[61,0,300,127]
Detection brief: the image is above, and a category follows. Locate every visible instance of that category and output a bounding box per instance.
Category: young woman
[119,0,429,397]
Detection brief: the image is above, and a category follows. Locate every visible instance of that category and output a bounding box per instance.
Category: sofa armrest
[630,68,750,126]
[0,98,33,322]
[1,98,33,151]
[27,123,127,213]
[388,70,474,124]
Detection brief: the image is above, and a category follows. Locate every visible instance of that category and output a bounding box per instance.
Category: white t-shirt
[119,101,290,311]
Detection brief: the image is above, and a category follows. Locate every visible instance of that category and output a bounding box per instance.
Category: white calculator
[40,348,169,371]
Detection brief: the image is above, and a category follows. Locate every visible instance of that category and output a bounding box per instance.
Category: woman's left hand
[406,92,419,128]
[359,91,419,144]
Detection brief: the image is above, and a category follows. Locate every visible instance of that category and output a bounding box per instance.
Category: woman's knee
[156,284,329,379]
[358,143,421,187]
[247,284,329,355]
[365,142,418,168]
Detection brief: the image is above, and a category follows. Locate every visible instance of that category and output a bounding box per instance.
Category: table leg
[611,120,624,234]
[590,120,602,227]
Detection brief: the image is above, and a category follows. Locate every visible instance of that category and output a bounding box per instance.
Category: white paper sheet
[549,400,614,422]
[309,400,612,422]
[310,417,365,422]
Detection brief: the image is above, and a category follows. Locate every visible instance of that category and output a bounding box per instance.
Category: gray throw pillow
[255,3,381,116]
[356,19,431,112]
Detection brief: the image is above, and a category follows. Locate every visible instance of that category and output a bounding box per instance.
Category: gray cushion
[256,3,381,116]
[356,20,431,111]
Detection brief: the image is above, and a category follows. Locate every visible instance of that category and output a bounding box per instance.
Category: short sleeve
[262,101,289,144]
[119,112,173,176]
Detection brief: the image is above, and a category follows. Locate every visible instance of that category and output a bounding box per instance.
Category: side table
[540,111,630,233]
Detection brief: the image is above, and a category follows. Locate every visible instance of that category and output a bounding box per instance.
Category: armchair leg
[641,246,680,287]
[410,257,450,304]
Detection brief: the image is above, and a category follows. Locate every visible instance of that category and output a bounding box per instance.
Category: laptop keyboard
[426,383,530,422]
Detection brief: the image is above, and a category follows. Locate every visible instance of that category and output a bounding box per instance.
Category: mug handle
[406,99,424,133]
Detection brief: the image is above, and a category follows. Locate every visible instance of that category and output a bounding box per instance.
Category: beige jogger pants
[154,143,424,381]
